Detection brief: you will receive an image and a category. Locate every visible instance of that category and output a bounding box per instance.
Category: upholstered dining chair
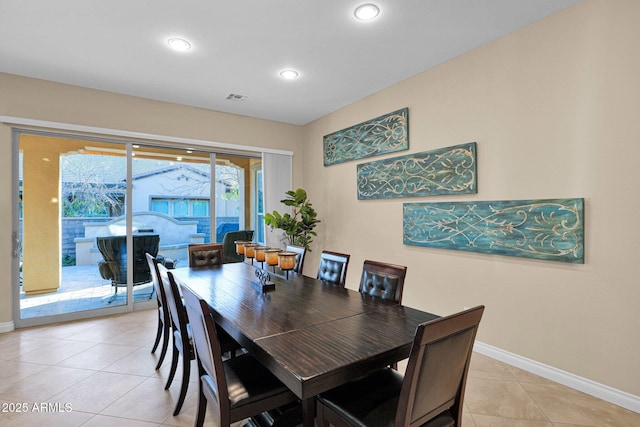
[285,244,307,274]
[359,260,408,304]
[145,253,170,370]
[316,305,485,427]
[180,284,299,427]
[317,250,350,287]
[188,243,224,267]
[157,264,240,416]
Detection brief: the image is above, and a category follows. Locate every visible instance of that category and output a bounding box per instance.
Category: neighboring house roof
[31,154,237,186]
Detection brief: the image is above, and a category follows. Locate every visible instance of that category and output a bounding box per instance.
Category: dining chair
[359,260,407,304]
[145,253,170,370]
[157,264,241,416]
[360,260,408,370]
[317,250,350,287]
[285,244,307,274]
[180,284,299,427]
[188,243,224,267]
[316,305,485,427]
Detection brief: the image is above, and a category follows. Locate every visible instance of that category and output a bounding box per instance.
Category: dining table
[170,261,438,427]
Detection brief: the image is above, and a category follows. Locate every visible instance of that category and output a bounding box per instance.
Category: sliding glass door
[15,132,263,327]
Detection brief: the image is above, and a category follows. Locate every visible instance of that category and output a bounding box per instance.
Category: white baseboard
[474,341,640,414]
[0,320,15,333]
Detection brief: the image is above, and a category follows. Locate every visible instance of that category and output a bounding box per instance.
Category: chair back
[222,230,254,263]
[145,253,167,309]
[188,243,224,267]
[317,250,350,287]
[359,260,407,304]
[157,264,191,353]
[180,284,231,421]
[396,305,484,427]
[97,234,159,285]
[285,245,307,274]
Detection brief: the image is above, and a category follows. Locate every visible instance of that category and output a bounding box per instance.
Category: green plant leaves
[263,188,320,251]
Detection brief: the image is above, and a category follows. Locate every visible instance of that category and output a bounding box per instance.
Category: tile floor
[1,308,638,427]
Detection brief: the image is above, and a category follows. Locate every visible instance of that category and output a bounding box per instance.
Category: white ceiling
[0,0,581,125]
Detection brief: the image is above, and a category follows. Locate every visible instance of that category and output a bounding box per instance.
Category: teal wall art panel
[323,107,409,166]
[357,142,477,200]
[403,198,584,263]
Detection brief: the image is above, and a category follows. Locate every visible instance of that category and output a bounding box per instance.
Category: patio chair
[221,230,254,263]
[97,234,159,295]
[316,305,485,427]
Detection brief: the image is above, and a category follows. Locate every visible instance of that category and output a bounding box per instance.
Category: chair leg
[195,378,207,427]
[151,315,163,353]
[172,354,191,415]
[155,321,170,370]
[316,401,330,427]
[165,341,179,390]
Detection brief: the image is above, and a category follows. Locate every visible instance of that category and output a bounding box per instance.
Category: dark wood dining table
[171,262,438,427]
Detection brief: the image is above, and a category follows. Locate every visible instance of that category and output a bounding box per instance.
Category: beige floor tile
[58,343,140,370]
[0,336,59,360]
[469,353,519,381]
[81,414,161,427]
[64,325,133,344]
[100,377,180,423]
[0,366,94,402]
[0,408,93,427]
[49,371,146,413]
[521,382,640,427]
[0,361,47,388]
[102,327,156,348]
[462,413,477,426]
[465,377,550,422]
[471,414,554,426]
[102,347,161,377]
[14,339,97,365]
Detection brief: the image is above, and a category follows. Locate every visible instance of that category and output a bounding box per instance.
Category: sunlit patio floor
[19,265,156,319]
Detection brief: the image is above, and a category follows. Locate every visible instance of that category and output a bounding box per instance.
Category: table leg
[302,397,315,427]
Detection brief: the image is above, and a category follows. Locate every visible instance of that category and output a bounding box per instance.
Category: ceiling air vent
[226,93,248,101]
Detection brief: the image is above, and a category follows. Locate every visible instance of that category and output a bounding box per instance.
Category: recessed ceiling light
[354,3,380,21]
[167,38,191,51]
[280,69,300,80]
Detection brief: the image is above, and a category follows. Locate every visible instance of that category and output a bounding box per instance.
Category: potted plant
[264,188,320,251]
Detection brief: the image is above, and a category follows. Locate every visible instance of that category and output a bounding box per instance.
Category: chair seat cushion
[202,353,293,409]
[317,368,455,427]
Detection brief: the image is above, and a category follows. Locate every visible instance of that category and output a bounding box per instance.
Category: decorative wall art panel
[357,142,477,200]
[403,198,584,263]
[323,107,409,166]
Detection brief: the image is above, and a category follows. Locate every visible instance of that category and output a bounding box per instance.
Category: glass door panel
[18,135,129,322]
[132,145,212,270]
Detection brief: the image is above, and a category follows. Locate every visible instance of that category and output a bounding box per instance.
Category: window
[150,198,210,217]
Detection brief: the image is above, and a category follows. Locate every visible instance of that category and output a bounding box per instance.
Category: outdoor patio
[19,264,156,319]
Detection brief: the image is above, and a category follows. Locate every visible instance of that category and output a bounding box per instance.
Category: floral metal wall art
[323,107,409,166]
[357,142,477,199]
[403,198,584,263]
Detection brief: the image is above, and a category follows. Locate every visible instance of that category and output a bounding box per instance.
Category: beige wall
[1,0,638,400]
[302,0,640,396]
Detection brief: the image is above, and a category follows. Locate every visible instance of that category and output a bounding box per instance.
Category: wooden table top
[171,262,438,401]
